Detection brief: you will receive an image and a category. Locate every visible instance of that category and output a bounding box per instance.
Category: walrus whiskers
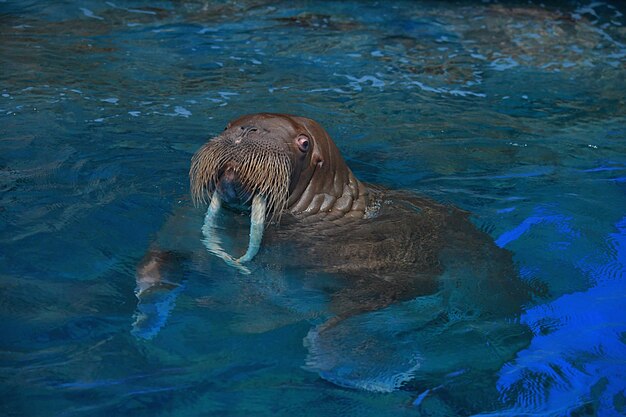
[190,139,291,223]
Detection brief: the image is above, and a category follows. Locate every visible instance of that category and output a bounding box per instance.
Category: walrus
[135,113,532,391]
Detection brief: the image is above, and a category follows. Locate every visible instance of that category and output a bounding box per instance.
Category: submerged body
[136,113,532,389]
[260,187,526,324]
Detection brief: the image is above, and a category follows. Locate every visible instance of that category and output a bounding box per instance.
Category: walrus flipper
[304,286,531,392]
[132,249,186,340]
[303,294,443,392]
[131,280,185,340]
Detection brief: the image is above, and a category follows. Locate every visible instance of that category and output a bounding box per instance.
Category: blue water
[2,1,626,416]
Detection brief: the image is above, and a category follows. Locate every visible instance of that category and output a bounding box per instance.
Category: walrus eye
[296,135,310,153]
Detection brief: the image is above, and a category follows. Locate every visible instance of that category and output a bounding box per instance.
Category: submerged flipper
[132,250,186,340]
[131,282,184,340]
[303,288,531,392]
[303,301,427,392]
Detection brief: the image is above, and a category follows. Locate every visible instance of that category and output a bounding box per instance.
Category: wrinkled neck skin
[285,116,369,221]
[287,159,368,221]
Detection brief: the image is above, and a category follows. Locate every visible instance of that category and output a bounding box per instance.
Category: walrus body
[136,113,531,391]
[258,189,526,324]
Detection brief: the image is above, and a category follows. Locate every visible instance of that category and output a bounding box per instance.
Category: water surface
[1,1,625,416]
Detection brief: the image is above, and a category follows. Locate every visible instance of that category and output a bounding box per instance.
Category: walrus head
[189,113,367,271]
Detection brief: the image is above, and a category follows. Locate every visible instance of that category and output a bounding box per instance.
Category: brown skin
[189,113,368,219]
[138,113,530,328]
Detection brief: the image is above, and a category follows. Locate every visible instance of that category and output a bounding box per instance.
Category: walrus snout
[190,133,292,220]
[190,124,292,271]
[216,162,253,208]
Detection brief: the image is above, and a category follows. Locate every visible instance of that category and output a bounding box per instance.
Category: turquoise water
[2,1,626,416]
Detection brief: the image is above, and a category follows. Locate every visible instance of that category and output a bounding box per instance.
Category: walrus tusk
[202,191,222,237]
[201,193,251,274]
[239,193,266,263]
[201,193,267,274]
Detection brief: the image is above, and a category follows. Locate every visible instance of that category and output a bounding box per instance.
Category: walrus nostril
[235,126,258,144]
[238,126,258,135]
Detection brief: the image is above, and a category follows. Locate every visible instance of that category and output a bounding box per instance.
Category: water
[1,0,625,415]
